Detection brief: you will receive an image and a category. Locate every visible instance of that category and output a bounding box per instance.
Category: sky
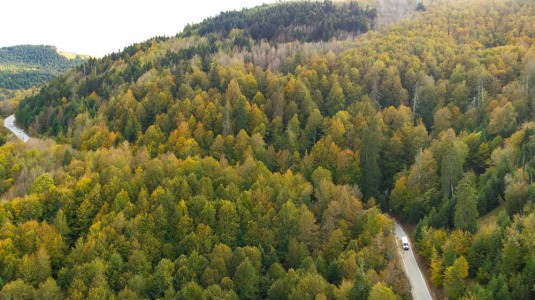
[0,0,279,57]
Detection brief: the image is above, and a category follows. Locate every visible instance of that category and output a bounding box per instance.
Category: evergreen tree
[454,172,479,233]
[234,259,259,300]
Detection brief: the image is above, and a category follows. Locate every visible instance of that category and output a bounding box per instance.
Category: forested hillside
[0,45,88,99]
[2,0,535,299]
[181,1,375,42]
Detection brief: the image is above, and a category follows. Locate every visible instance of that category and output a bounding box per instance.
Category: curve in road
[3,115,30,143]
[395,222,433,300]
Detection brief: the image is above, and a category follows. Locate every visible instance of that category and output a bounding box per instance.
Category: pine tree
[454,172,479,233]
[234,258,259,299]
[360,114,383,199]
[441,140,469,199]
[327,81,345,116]
[217,201,240,247]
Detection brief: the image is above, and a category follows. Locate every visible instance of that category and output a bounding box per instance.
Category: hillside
[181,1,375,42]
[2,0,535,299]
[0,45,88,99]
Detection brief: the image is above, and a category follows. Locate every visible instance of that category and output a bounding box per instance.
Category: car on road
[402,236,410,250]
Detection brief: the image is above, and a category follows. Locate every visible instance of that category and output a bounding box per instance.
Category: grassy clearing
[58,50,92,60]
[478,203,506,227]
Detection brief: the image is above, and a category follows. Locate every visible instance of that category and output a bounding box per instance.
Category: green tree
[18,247,52,286]
[453,172,479,232]
[488,102,518,136]
[35,278,62,300]
[178,281,205,300]
[75,196,93,231]
[327,80,345,116]
[298,205,319,250]
[441,140,469,199]
[350,266,370,299]
[53,209,70,237]
[300,109,323,152]
[288,272,330,300]
[0,280,35,300]
[31,173,54,194]
[234,95,251,133]
[504,169,529,215]
[233,258,259,300]
[150,258,175,298]
[217,200,240,247]
[487,274,511,300]
[359,112,383,199]
[500,234,523,276]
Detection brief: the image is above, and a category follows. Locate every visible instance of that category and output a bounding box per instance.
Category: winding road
[3,114,30,143]
[395,222,433,300]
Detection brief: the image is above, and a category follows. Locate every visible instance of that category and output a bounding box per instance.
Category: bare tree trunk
[412,83,420,121]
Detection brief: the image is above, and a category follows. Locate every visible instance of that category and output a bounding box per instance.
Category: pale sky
[0,0,279,57]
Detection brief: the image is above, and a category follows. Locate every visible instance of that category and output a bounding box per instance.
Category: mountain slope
[3,0,535,299]
[181,1,375,42]
[0,45,88,99]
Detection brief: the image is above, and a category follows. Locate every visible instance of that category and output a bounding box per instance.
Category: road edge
[395,221,433,300]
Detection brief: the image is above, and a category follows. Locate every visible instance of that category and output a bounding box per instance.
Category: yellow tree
[444,256,469,299]
[368,282,397,300]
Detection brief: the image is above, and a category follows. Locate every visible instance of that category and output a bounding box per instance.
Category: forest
[2,0,535,299]
[181,1,375,42]
[0,45,87,95]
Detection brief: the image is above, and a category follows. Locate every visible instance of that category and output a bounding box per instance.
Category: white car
[402,236,410,250]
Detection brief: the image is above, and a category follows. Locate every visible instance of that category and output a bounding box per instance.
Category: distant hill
[181,1,375,42]
[0,45,88,96]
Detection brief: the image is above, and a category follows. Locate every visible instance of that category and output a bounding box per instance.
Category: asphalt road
[3,115,30,143]
[395,222,433,300]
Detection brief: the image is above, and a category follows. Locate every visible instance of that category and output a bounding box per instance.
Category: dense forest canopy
[0,45,88,98]
[181,1,376,43]
[2,0,535,299]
